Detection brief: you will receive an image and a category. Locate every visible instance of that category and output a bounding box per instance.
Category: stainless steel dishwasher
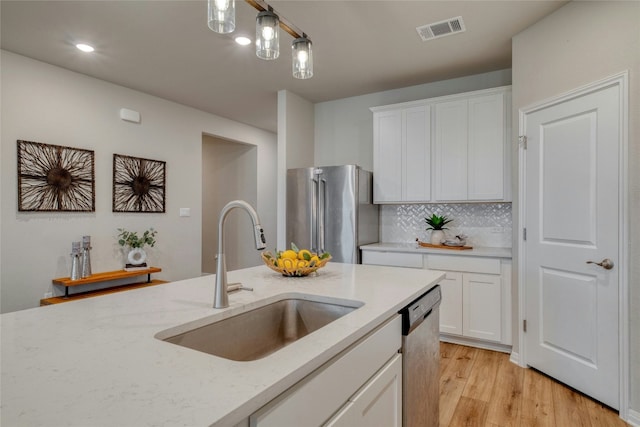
[400,285,441,427]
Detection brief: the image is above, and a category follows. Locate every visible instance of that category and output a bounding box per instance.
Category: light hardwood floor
[439,342,628,427]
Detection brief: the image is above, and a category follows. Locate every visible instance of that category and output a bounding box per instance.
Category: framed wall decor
[113,154,166,213]
[17,140,95,212]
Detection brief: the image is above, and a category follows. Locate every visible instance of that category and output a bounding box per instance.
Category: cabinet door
[373,110,402,202]
[434,99,468,201]
[403,105,431,202]
[463,273,501,342]
[438,272,463,335]
[325,354,402,427]
[467,93,505,200]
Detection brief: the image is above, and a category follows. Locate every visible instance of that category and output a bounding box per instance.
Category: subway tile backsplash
[380,203,512,248]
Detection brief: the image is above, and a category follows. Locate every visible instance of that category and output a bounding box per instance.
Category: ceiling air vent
[416,16,466,42]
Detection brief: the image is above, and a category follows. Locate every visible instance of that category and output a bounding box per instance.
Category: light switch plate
[179,208,191,217]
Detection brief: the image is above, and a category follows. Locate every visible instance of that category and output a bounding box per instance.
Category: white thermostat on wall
[120,108,141,123]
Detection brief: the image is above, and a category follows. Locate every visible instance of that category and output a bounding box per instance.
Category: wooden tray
[416,240,473,250]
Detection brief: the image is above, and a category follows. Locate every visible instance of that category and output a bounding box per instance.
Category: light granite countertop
[1,263,444,427]
[361,242,512,259]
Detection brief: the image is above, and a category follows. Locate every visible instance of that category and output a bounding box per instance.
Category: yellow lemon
[277,259,285,269]
[297,260,309,268]
[281,249,298,260]
[298,249,312,260]
[309,255,320,265]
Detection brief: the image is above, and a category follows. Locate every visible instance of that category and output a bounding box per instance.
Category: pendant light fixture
[292,36,313,79]
[256,9,279,60]
[208,0,235,34]
[208,0,313,78]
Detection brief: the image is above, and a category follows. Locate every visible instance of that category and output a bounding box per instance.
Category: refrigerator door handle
[318,177,326,253]
[311,177,319,253]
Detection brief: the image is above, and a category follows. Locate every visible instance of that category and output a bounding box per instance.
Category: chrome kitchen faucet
[214,200,266,308]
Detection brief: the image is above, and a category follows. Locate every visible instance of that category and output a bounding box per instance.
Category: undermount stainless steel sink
[157,297,363,361]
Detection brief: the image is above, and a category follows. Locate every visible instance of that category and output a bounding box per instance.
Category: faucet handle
[254,225,267,250]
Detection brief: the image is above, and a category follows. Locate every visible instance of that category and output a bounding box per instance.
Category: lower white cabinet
[435,271,502,341]
[361,249,512,348]
[325,354,402,427]
[438,272,463,335]
[426,254,510,346]
[250,315,402,427]
[463,273,502,342]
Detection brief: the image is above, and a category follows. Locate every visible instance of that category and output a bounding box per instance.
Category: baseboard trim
[509,351,520,366]
[440,334,512,354]
[626,409,640,426]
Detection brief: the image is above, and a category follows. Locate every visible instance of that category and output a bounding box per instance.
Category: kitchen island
[1,263,444,426]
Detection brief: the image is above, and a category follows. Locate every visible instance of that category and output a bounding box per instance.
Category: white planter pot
[430,230,445,245]
[127,248,147,265]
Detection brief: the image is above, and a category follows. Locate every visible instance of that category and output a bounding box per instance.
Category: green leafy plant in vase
[117,228,157,267]
[424,214,453,245]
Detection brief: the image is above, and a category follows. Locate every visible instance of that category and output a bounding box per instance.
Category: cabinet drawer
[425,254,500,274]
[250,315,402,427]
[362,251,423,268]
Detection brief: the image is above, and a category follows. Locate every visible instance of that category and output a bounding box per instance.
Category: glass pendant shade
[256,10,280,60]
[208,0,235,34]
[292,37,313,79]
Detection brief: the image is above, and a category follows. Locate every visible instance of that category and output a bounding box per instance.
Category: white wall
[512,1,640,417]
[314,69,512,170]
[1,51,277,313]
[201,136,258,274]
[276,90,314,248]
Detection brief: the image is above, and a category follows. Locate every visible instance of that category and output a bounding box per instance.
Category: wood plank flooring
[439,342,628,427]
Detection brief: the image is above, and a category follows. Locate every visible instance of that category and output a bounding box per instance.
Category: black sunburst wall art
[112,154,166,213]
[17,140,95,212]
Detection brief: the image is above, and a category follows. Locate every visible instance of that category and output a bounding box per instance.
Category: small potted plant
[117,228,157,268]
[424,214,453,245]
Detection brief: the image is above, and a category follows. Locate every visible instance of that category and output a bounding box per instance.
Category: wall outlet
[44,292,53,298]
[179,208,191,217]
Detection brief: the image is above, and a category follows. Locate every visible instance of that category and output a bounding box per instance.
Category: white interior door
[522,82,621,409]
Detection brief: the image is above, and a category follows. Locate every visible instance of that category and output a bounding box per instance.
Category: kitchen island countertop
[1,263,444,426]
[361,242,512,258]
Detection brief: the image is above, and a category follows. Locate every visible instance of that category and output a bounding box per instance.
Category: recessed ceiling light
[234,36,251,46]
[75,43,95,53]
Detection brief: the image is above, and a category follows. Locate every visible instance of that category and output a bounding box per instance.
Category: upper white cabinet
[435,91,508,201]
[371,86,511,204]
[372,104,431,203]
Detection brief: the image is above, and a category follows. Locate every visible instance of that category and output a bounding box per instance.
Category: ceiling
[1,1,567,133]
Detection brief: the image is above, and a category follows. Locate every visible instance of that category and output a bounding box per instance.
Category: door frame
[517,71,629,418]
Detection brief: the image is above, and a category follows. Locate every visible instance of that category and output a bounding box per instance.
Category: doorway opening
[202,135,259,274]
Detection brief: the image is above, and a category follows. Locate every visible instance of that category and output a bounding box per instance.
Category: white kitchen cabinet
[426,254,510,346]
[361,248,512,349]
[361,250,423,268]
[325,354,402,427]
[467,93,506,200]
[463,273,502,341]
[371,86,510,204]
[434,90,508,201]
[250,316,402,427]
[438,272,463,336]
[372,104,430,203]
[434,99,468,201]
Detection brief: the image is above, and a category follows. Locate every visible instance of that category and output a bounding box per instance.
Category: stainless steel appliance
[286,165,379,263]
[400,285,442,427]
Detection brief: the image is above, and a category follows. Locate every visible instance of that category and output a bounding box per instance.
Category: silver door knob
[586,258,614,270]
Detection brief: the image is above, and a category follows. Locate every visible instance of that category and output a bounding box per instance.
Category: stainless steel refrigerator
[286,165,379,263]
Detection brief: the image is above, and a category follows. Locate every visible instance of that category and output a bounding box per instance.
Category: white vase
[127,247,147,265]
[430,230,445,245]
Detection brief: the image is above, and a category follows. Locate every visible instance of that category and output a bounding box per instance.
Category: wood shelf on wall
[43,267,165,306]
[52,267,162,287]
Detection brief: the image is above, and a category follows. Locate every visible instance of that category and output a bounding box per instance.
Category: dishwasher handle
[401,285,441,335]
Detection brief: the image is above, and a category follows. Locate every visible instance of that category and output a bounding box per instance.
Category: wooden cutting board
[416,240,473,250]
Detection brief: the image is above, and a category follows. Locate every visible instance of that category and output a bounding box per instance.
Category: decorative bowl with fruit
[261,243,331,277]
